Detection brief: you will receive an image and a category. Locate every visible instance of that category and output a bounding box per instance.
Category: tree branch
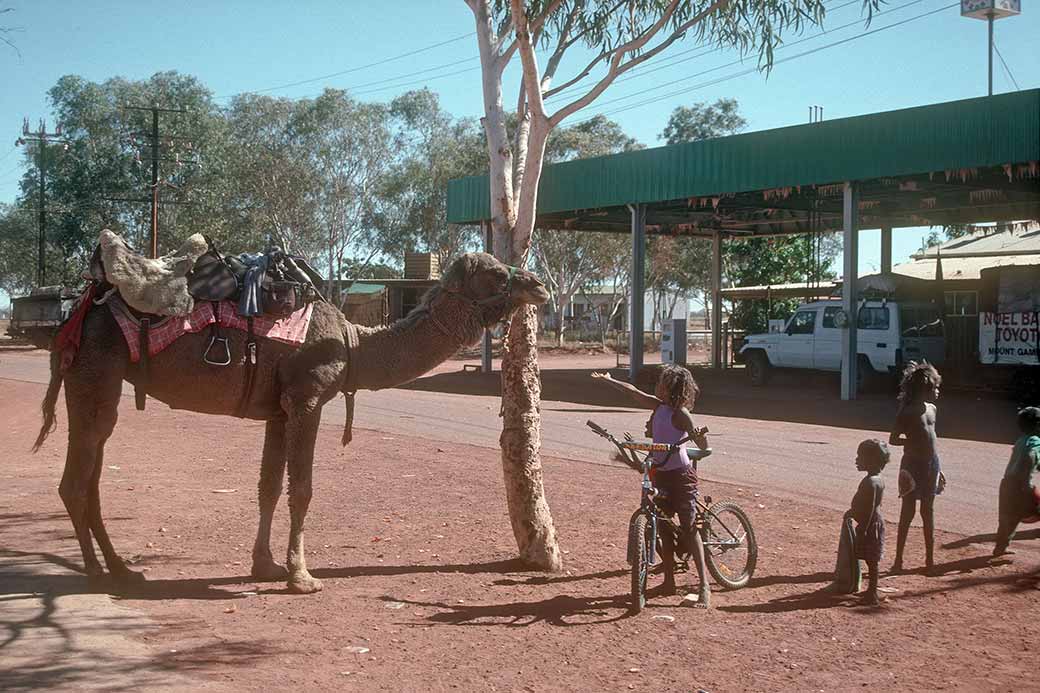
[550,0,729,126]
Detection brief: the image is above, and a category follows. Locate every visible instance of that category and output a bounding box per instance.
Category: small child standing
[890,361,943,574]
[845,439,890,606]
[993,406,1040,557]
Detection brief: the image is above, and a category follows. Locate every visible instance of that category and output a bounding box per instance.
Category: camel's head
[440,252,549,327]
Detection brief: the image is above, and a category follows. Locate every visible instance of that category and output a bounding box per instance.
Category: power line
[575,1,958,124]
[216,31,475,100]
[568,0,934,115]
[546,0,865,103]
[992,42,1020,90]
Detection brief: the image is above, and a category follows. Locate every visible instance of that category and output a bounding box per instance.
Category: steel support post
[482,220,493,373]
[711,230,723,369]
[629,204,646,381]
[880,226,892,274]
[841,182,860,401]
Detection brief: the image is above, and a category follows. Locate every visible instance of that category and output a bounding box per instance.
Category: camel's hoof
[84,563,105,579]
[287,575,323,594]
[251,558,289,581]
[111,567,147,585]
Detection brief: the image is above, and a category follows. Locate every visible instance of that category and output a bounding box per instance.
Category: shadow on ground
[399,365,1019,443]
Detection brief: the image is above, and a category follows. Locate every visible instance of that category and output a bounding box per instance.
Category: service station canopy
[447,90,1039,400]
[447,90,1040,237]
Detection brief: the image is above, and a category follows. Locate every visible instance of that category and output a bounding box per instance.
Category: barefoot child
[890,361,943,574]
[846,439,889,606]
[591,366,710,607]
[993,406,1040,557]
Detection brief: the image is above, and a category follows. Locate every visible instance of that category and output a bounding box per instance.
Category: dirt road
[0,349,1021,541]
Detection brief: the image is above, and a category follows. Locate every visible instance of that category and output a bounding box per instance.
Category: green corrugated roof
[447,90,1040,225]
[346,282,386,294]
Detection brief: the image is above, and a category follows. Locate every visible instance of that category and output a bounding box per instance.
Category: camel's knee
[59,480,89,517]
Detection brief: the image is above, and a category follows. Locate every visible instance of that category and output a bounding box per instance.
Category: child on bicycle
[889,360,943,575]
[591,365,710,607]
[845,439,890,606]
[993,406,1040,557]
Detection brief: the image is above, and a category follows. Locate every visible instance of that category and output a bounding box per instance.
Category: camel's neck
[350,288,485,391]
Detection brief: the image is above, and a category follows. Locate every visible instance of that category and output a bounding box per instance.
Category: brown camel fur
[34,252,548,594]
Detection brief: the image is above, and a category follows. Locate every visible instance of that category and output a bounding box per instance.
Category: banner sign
[979,312,1040,365]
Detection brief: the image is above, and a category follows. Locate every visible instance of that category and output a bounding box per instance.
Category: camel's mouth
[510,272,549,306]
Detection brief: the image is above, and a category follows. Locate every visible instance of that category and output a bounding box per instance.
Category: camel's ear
[441,253,474,293]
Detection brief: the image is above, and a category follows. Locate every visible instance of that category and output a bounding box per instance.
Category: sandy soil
[1,377,1037,692]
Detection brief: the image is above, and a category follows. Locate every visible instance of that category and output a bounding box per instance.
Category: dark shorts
[653,466,699,510]
[900,454,941,500]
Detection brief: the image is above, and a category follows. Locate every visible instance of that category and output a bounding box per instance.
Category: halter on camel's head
[436,252,549,330]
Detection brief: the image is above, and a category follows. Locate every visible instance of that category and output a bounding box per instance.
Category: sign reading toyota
[979,312,1040,365]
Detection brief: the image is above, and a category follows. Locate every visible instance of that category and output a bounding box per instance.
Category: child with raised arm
[591,366,710,607]
[993,407,1040,557]
[889,361,943,574]
[846,439,890,606]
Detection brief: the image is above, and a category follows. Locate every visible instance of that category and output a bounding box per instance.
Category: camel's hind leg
[284,410,323,594]
[252,417,289,580]
[87,440,144,583]
[59,395,119,579]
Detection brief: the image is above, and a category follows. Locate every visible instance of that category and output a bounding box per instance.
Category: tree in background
[0,203,36,296]
[465,0,870,569]
[660,98,747,143]
[532,115,641,345]
[373,89,487,268]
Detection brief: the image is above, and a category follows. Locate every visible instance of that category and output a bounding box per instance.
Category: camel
[33,251,548,594]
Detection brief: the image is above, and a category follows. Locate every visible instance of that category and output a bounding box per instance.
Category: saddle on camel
[34,231,549,594]
[67,230,331,415]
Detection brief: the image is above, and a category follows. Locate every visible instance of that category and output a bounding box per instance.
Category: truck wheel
[747,351,770,386]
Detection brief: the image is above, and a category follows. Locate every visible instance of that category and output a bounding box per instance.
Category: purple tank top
[651,405,691,471]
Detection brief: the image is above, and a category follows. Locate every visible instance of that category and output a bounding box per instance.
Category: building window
[944,291,978,316]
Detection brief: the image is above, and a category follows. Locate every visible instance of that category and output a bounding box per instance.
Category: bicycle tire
[702,500,757,590]
[629,512,652,613]
[626,508,643,566]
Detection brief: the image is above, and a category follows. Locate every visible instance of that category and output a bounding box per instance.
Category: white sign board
[979,312,1040,365]
[961,0,1020,19]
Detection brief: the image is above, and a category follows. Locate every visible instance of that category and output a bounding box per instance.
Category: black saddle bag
[187,237,239,302]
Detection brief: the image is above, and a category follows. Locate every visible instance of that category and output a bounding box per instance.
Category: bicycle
[586,420,758,613]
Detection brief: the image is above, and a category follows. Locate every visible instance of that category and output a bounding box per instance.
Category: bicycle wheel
[626,509,643,565]
[629,512,653,613]
[702,500,757,590]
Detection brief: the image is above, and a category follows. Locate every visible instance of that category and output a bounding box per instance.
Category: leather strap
[135,318,150,411]
[235,317,259,417]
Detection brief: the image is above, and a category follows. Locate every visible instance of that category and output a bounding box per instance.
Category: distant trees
[0,77,483,298]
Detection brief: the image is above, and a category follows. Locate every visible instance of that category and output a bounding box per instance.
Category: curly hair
[1018,406,1040,435]
[857,438,891,473]
[658,364,699,409]
[897,360,941,405]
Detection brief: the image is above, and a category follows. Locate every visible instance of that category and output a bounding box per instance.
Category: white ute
[739,299,944,387]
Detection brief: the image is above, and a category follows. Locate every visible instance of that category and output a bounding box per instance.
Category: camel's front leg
[252,417,289,580]
[285,410,323,594]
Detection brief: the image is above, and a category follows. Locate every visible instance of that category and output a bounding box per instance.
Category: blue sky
[0,0,1037,305]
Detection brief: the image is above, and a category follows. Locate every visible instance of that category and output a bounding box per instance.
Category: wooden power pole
[123,105,189,258]
[15,118,66,287]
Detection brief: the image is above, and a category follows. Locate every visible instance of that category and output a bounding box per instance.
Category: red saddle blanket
[107,295,314,363]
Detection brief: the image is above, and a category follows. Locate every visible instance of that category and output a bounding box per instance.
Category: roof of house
[895,224,1040,280]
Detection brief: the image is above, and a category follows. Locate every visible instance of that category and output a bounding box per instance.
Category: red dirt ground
[2,378,1037,692]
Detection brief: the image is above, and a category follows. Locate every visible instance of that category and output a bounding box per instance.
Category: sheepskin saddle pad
[98,229,209,316]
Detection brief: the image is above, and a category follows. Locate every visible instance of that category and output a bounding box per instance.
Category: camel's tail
[33,349,63,453]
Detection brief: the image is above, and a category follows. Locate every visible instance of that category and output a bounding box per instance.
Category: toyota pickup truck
[739,299,944,387]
